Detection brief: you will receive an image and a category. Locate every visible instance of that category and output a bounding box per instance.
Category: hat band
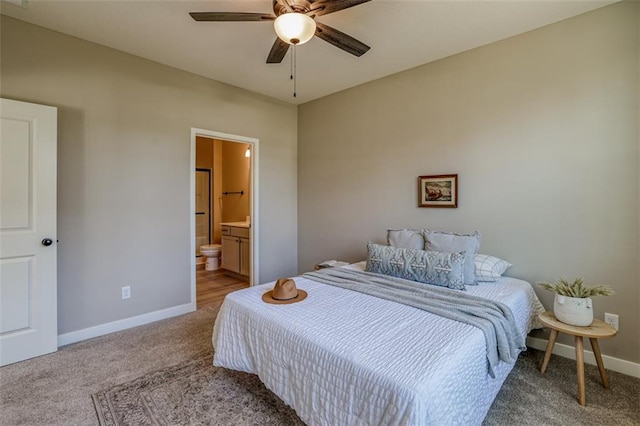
[273,292,299,301]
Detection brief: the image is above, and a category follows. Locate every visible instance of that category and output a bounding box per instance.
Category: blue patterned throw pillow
[423,230,480,285]
[365,242,466,290]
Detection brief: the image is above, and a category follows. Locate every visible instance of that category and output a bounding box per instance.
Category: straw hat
[262,278,307,304]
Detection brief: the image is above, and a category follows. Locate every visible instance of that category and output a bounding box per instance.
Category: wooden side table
[537,311,617,406]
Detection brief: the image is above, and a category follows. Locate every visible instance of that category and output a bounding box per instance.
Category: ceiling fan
[189,0,372,64]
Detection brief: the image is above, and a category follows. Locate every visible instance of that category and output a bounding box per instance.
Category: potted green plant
[537,278,614,326]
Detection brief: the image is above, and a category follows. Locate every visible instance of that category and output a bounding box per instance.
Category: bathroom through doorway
[190,128,259,309]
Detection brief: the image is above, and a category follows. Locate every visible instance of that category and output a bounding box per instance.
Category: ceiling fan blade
[276,0,294,13]
[266,38,290,63]
[314,22,370,57]
[189,12,275,22]
[309,0,372,16]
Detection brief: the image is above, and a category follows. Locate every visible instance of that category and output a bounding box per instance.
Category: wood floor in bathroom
[196,267,249,309]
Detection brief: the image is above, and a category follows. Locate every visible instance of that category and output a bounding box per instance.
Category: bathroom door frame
[190,128,259,304]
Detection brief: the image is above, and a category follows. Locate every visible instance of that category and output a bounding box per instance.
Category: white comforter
[212,263,545,426]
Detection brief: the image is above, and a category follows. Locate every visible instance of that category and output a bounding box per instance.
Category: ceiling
[0,0,616,104]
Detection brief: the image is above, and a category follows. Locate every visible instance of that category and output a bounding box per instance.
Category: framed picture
[418,174,458,208]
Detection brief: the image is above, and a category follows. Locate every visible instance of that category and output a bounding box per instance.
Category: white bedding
[212,262,545,426]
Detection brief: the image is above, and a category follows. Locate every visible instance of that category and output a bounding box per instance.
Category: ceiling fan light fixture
[274,12,316,45]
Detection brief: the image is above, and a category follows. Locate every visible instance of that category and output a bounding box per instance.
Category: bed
[212,261,544,425]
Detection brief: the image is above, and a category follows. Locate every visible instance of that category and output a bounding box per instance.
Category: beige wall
[1,16,298,335]
[298,2,639,363]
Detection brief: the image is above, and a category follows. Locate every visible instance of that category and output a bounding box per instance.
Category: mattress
[212,262,545,425]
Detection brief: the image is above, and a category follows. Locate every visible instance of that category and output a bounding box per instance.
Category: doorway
[190,128,259,309]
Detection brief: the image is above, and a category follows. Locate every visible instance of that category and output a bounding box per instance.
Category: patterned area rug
[92,354,303,426]
[93,349,640,426]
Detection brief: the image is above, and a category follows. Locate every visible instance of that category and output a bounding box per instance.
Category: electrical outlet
[604,313,618,330]
[121,286,131,300]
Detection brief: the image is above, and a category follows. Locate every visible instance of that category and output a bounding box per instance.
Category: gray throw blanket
[303,268,525,377]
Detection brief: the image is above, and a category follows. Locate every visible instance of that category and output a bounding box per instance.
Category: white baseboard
[527,337,640,379]
[57,302,196,347]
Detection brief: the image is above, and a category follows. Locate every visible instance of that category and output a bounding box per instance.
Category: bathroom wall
[195,137,213,169]
[221,142,251,223]
[213,140,223,244]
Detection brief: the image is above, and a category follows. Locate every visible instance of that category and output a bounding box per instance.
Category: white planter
[553,294,593,326]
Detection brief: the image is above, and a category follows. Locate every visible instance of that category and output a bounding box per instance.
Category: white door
[0,98,57,366]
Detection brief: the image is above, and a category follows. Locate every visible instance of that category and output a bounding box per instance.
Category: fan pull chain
[290,44,294,81]
[292,44,297,98]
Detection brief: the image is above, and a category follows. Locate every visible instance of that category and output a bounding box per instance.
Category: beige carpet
[91,348,640,426]
[0,305,220,425]
[2,303,639,425]
[92,354,303,426]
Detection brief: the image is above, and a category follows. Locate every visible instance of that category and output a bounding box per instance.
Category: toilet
[200,244,222,271]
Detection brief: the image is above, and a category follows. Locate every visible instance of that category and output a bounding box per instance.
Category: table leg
[575,336,586,406]
[590,338,609,389]
[540,329,559,374]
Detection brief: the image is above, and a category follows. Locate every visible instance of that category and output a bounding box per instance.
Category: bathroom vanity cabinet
[221,223,250,278]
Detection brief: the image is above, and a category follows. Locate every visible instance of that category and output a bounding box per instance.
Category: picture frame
[418,174,458,208]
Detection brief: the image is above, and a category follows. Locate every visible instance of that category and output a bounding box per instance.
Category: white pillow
[474,254,512,282]
[387,229,424,250]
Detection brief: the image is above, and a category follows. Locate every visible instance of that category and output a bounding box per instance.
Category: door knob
[41,238,53,247]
